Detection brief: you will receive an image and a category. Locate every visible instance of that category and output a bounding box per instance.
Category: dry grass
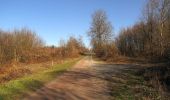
[142,65,170,99]
[106,56,148,64]
[0,57,79,84]
[0,65,31,83]
[0,58,80,100]
[110,67,162,100]
[104,56,170,99]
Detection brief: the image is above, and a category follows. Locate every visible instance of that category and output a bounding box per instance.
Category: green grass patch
[0,58,81,100]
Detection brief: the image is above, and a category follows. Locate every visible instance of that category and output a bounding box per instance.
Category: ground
[23,56,161,100]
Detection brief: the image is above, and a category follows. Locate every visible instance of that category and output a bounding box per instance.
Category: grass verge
[111,69,161,100]
[0,58,81,100]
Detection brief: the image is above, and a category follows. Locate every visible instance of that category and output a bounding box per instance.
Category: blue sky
[0,0,146,47]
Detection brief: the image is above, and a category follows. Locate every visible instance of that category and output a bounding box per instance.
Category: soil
[24,57,111,100]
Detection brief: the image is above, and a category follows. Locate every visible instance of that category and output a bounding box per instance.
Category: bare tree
[88,10,113,57]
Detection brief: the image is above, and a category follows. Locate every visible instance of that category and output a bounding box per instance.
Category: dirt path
[24,57,111,100]
[23,56,167,100]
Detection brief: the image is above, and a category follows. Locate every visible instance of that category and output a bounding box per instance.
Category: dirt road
[23,56,165,100]
[24,57,112,100]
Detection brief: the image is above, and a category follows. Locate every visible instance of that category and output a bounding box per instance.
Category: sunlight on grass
[0,58,81,100]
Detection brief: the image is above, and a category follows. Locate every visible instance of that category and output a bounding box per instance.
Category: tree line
[116,0,170,61]
[0,28,86,65]
[88,0,170,61]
